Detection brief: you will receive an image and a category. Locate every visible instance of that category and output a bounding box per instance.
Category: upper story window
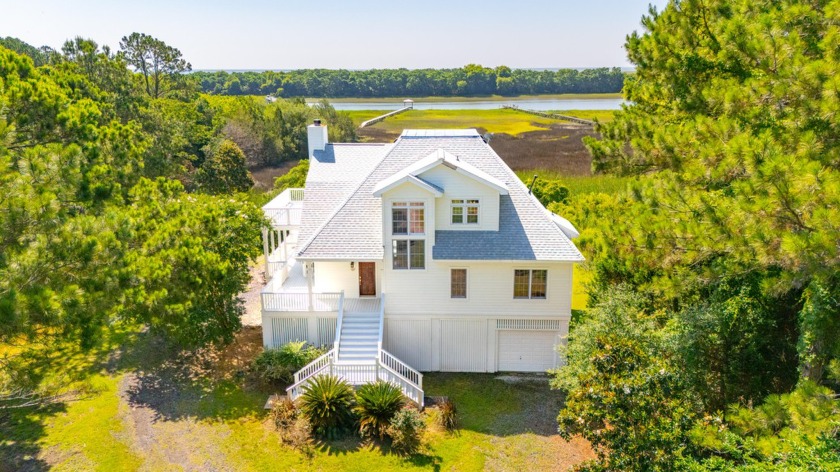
[392,202,425,235]
[393,240,425,270]
[451,199,479,225]
[514,269,547,299]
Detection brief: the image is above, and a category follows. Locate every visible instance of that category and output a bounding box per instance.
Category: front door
[358,262,376,296]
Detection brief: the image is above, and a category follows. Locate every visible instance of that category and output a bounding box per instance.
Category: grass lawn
[1,329,592,471]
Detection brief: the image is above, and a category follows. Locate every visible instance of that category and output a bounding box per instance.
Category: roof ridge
[296,142,399,258]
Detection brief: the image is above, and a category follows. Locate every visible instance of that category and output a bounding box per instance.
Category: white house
[260,120,584,404]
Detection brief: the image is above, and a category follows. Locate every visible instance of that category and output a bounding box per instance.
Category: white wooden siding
[267,318,308,346]
[439,319,487,372]
[384,319,433,371]
[383,262,574,317]
[420,166,500,231]
[261,312,338,348]
[497,330,558,372]
[317,317,337,347]
[314,261,381,298]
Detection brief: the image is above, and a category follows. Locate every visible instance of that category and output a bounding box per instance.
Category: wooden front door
[358,262,376,296]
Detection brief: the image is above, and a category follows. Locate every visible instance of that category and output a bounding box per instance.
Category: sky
[0,0,669,70]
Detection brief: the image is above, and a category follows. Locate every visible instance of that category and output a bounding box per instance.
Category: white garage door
[497,330,558,372]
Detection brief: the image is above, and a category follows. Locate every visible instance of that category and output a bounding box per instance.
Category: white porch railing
[263,188,304,228]
[333,294,346,361]
[266,259,288,283]
[293,349,335,384]
[261,292,342,312]
[380,350,423,387]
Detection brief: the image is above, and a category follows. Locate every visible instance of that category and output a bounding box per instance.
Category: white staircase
[336,310,380,363]
[286,294,425,406]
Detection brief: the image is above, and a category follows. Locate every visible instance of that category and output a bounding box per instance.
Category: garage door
[497,330,558,372]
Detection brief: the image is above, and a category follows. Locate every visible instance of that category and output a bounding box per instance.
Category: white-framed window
[451,199,479,225]
[392,240,425,270]
[392,201,425,235]
[513,269,547,299]
[450,268,467,298]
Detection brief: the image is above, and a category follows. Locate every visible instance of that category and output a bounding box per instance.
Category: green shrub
[530,178,570,207]
[354,380,405,440]
[436,398,458,431]
[274,159,309,190]
[298,375,355,439]
[388,407,426,455]
[252,341,327,385]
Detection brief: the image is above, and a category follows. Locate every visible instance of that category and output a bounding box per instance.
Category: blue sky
[1,0,669,69]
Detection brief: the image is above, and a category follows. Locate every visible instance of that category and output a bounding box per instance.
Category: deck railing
[293,349,335,384]
[380,349,423,387]
[261,291,342,312]
[263,188,304,228]
[266,260,288,282]
[332,294,346,361]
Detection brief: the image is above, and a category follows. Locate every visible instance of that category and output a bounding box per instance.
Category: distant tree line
[192,65,626,97]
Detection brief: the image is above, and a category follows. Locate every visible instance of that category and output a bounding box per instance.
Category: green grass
[516,170,632,197]
[549,109,617,122]
[345,110,389,126]
[1,331,590,470]
[37,375,143,471]
[365,108,568,136]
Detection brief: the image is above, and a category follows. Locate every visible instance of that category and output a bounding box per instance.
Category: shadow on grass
[422,372,564,438]
[118,328,267,423]
[312,437,442,471]
[0,323,268,469]
[0,403,63,472]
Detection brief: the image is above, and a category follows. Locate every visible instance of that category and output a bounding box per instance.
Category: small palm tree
[298,375,355,439]
[354,380,405,440]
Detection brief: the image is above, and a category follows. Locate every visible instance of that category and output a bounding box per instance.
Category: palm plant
[354,380,405,440]
[298,375,355,439]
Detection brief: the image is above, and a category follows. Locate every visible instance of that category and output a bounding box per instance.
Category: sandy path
[240,259,266,327]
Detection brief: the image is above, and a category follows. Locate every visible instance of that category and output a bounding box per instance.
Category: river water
[309,97,624,111]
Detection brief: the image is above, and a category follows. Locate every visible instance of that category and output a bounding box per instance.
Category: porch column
[307,262,314,311]
[262,227,270,278]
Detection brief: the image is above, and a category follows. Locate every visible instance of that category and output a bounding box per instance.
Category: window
[392,202,424,235]
[451,199,479,225]
[393,240,425,269]
[451,269,467,298]
[513,269,547,299]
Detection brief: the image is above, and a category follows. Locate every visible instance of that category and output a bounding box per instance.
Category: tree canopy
[554,0,840,469]
[0,34,363,409]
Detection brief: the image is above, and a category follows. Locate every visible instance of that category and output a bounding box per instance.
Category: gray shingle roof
[296,130,583,262]
[297,143,392,248]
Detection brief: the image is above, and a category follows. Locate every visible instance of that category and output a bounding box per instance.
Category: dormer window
[392,202,425,235]
[451,199,479,225]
